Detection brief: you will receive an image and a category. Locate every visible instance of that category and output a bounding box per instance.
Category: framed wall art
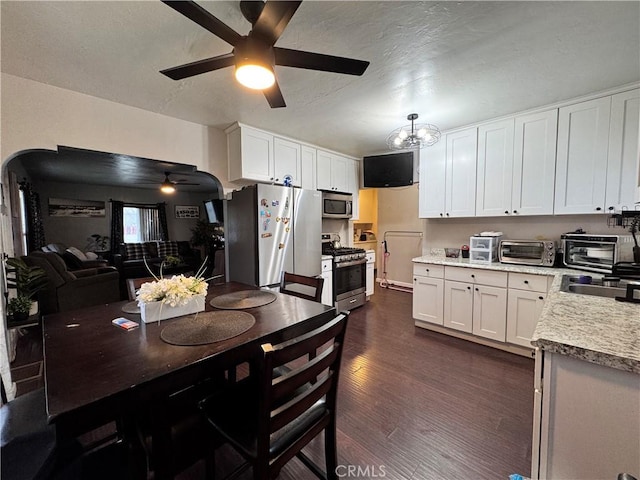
[175,205,199,219]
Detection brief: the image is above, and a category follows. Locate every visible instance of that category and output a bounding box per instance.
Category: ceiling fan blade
[173,181,200,185]
[274,47,369,76]
[162,0,242,46]
[251,1,302,46]
[160,53,235,80]
[263,80,286,108]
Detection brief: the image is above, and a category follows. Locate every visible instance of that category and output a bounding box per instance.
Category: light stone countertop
[412,255,640,374]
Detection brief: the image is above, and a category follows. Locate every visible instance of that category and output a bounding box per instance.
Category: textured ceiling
[2,1,639,159]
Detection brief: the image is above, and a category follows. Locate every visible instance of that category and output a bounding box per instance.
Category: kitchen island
[412,255,640,480]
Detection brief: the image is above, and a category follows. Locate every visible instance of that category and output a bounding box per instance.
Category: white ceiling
[2,1,639,159]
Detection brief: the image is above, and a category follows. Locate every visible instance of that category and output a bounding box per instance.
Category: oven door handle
[334,259,367,269]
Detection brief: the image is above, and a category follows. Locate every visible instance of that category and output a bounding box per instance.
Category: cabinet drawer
[508,273,549,293]
[444,266,507,287]
[413,263,444,278]
[321,259,332,272]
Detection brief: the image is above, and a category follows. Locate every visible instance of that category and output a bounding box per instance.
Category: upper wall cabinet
[300,145,317,190]
[476,119,515,216]
[419,127,477,218]
[317,149,351,193]
[605,89,640,211]
[512,110,558,216]
[446,128,478,217]
[554,97,612,214]
[226,124,302,187]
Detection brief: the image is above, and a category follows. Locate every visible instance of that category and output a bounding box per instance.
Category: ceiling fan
[160,0,370,108]
[154,171,200,193]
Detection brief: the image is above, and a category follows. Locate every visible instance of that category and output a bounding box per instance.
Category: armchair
[22,252,120,314]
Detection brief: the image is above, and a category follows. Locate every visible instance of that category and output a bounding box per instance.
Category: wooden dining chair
[126,277,156,301]
[198,312,350,480]
[279,271,324,303]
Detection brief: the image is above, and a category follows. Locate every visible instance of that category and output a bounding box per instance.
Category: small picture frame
[175,205,199,219]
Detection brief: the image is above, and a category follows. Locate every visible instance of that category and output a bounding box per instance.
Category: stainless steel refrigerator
[227,184,322,287]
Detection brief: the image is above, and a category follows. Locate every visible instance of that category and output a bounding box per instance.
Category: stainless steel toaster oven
[561,234,635,273]
[499,240,556,266]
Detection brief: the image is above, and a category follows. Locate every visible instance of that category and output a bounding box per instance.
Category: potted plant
[6,257,49,315]
[7,295,34,321]
[87,234,110,252]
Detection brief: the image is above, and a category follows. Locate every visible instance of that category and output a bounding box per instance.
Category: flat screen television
[203,199,224,224]
[362,151,415,188]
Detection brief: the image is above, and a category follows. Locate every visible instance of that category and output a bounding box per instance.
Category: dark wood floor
[12,284,534,479]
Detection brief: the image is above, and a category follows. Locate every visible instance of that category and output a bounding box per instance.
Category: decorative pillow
[125,243,149,260]
[85,251,98,260]
[157,241,179,259]
[144,241,159,258]
[66,246,88,261]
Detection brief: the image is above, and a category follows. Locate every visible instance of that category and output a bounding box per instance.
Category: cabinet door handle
[513,210,518,214]
[475,287,479,291]
[608,206,615,211]
[504,210,509,214]
[439,213,443,217]
[446,213,450,217]
[595,207,602,211]
[467,286,471,290]
[470,274,475,278]
[539,296,544,300]
[524,280,529,284]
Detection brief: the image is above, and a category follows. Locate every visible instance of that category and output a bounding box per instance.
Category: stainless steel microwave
[322,192,352,219]
[499,240,556,266]
[562,233,635,273]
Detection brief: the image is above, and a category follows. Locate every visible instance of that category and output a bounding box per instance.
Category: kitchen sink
[559,275,627,299]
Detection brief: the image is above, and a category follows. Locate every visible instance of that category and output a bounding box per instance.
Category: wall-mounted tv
[203,199,224,224]
[362,151,415,188]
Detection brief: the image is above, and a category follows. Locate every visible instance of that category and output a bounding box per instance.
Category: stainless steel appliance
[322,192,353,219]
[499,240,556,266]
[322,234,366,311]
[227,184,321,287]
[562,233,635,273]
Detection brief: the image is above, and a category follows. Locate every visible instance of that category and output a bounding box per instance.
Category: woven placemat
[209,290,277,310]
[122,301,140,314]
[160,311,255,346]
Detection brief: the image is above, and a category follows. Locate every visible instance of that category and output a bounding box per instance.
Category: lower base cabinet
[413,262,552,351]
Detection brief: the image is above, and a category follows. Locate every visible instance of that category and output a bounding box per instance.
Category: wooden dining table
[42,281,336,478]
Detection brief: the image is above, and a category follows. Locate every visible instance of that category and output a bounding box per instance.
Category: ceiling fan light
[235,64,275,90]
[160,183,176,194]
[398,129,408,140]
[417,128,428,138]
[393,136,403,146]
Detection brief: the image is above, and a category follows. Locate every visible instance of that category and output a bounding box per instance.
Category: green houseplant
[6,257,48,316]
[87,233,110,252]
[7,295,33,320]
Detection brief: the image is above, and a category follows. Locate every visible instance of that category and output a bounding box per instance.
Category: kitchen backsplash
[422,214,621,253]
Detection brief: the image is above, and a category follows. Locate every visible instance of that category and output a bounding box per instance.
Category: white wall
[0,74,237,194]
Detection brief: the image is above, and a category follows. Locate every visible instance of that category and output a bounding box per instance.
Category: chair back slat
[272,346,339,402]
[279,271,324,303]
[270,374,333,433]
[266,315,347,367]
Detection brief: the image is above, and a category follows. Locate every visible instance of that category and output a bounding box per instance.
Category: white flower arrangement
[136,257,210,307]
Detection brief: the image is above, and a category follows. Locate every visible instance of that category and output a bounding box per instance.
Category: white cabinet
[321,258,333,307]
[512,110,558,215]
[606,88,640,211]
[419,128,476,218]
[365,250,375,298]
[555,97,612,214]
[300,145,317,190]
[476,119,515,217]
[443,266,508,341]
[412,264,445,325]
[419,140,446,218]
[273,136,302,187]
[317,150,350,193]
[446,128,478,217]
[227,124,274,183]
[506,272,550,348]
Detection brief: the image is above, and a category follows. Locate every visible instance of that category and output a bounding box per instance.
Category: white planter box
[139,295,205,324]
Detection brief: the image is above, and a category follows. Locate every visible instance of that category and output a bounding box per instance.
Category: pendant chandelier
[386,113,441,150]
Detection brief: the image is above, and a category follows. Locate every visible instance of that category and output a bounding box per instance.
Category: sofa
[112,241,201,281]
[22,251,120,314]
[41,243,109,270]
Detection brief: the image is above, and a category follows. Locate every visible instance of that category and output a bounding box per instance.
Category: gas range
[323,247,367,263]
